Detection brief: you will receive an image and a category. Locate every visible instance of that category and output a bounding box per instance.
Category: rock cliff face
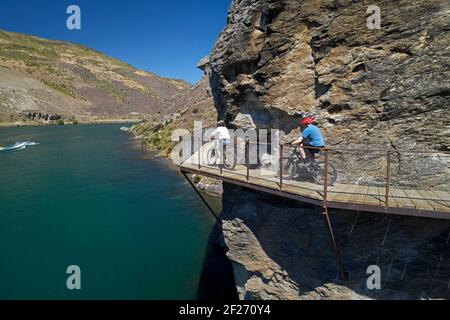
[208,0,450,299]
[219,184,450,300]
[209,0,449,151]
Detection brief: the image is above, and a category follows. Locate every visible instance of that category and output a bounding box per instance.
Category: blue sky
[0,0,231,84]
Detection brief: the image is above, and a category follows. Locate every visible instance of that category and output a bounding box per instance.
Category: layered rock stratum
[209,0,449,151]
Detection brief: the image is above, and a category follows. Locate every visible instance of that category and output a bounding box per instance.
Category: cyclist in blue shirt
[292,117,325,161]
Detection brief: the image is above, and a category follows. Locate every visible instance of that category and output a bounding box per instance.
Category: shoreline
[131,132,224,198]
[0,118,143,128]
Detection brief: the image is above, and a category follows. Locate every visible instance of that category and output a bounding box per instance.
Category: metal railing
[180,137,450,281]
[181,137,450,215]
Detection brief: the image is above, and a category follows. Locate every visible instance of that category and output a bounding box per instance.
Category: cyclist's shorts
[220,139,231,146]
[304,143,324,156]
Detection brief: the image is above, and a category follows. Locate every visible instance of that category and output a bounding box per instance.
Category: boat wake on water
[0,141,40,152]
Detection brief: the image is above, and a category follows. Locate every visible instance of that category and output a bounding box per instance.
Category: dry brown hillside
[0,30,191,123]
[131,66,217,157]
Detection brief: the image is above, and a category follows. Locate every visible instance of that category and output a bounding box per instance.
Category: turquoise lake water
[0,124,223,299]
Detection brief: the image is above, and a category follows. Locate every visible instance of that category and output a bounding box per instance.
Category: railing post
[198,138,201,170]
[233,135,238,173]
[323,149,329,207]
[385,151,391,207]
[220,147,223,175]
[246,139,250,182]
[279,144,283,190]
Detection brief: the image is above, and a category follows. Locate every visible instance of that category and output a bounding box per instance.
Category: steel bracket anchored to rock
[322,149,348,281]
[182,171,220,221]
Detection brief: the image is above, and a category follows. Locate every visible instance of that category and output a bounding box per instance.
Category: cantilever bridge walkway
[179,141,450,220]
[179,140,449,280]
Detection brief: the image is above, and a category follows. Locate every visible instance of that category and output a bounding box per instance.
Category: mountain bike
[280,145,338,186]
[206,140,237,170]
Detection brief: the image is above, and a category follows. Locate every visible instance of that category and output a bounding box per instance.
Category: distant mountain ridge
[0,30,191,122]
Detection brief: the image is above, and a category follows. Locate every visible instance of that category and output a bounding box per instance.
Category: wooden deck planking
[432,191,450,207]
[328,183,349,193]
[433,190,450,200]
[388,188,415,209]
[282,178,322,193]
[344,184,370,202]
[364,186,382,206]
[328,183,360,203]
[181,160,450,215]
[346,184,371,204]
[282,182,322,199]
[387,190,399,207]
[416,190,450,212]
[403,189,434,210]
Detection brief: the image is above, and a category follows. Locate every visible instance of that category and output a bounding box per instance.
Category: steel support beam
[181,172,219,221]
[322,149,347,281]
[322,207,348,281]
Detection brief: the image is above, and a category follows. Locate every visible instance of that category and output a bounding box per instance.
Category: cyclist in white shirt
[210,120,231,163]
[210,120,230,141]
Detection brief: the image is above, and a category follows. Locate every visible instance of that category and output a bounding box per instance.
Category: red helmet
[300,117,314,126]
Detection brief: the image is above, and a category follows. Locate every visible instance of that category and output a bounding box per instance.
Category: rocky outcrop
[209,0,449,151]
[192,174,223,197]
[220,184,450,300]
[208,0,450,299]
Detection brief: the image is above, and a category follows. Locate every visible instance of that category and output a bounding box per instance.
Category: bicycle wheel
[206,147,217,166]
[277,158,296,179]
[223,147,237,170]
[313,161,338,186]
